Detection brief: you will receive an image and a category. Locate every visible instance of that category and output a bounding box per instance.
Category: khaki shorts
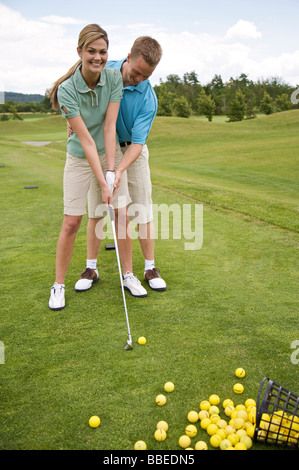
[121,143,153,224]
[63,147,131,217]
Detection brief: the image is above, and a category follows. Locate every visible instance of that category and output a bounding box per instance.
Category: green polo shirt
[57,65,123,158]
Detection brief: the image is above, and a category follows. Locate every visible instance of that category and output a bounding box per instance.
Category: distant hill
[4,92,45,103]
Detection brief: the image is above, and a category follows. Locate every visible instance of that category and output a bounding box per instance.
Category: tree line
[1,72,298,122]
[0,96,52,120]
[154,72,299,121]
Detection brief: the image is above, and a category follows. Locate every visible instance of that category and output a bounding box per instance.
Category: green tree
[227,89,246,122]
[183,71,202,112]
[197,90,216,121]
[157,83,173,116]
[275,93,292,112]
[260,91,273,115]
[206,74,225,115]
[173,96,191,118]
[41,89,53,112]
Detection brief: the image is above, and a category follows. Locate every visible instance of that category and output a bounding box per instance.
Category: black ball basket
[254,377,299,448]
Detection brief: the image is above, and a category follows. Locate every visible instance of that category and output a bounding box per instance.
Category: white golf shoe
[144,268,166,291]
[49,283,65,311]
[123,273,147,297]
[75,268,99,291]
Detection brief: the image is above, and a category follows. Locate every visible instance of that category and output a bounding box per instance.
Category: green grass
[0,111,298,450]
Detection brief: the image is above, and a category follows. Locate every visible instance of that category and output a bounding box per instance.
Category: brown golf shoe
[75,268,99,291]
[144,268,166,291]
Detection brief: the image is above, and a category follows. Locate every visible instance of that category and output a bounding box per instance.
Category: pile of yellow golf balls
[91,366,298,450]
[193,367,256,450]
[197,392,257,450]
[133,370,252,450]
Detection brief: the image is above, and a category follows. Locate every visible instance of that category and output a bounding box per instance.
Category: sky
[1,0,299,95]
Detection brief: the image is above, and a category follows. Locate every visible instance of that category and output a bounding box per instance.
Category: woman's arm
[103,101,120,172]
[65,111,112,206]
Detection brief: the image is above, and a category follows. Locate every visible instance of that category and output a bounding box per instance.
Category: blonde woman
[48,24,130,311]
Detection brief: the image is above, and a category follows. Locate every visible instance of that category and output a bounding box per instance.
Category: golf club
[108,205,133,350]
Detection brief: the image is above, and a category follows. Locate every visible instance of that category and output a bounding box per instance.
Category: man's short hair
[130,36,162,67]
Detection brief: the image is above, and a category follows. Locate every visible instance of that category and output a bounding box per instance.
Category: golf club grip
[108,204,115,222]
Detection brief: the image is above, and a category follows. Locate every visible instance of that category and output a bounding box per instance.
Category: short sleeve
[109,69,123,103]
[131,106,156,145]
[57,83,80,119]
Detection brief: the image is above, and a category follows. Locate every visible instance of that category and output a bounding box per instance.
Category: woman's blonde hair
[49,24,109,110]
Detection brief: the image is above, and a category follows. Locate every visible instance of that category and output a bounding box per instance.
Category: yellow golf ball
[220,439,232,450]
[228,433,240,446]
[233,383,244,394]
[237,410,248,421]
[224,405,235,417]
[235,368,246,378]
[245,398,256,408]
[185,424,198,438]
[194,440,208,450]
[164,381,174,392]
[235,442,247,450]
[157,420,168,432]
[198,410,209,421]
[89,415,100,428]
[217,429,227,440]
[223,398,234,408]
[235,404,246,411]
[179,435,191,449]
[209,405,220,415]
[206,423,218,436]
[200,400,211,411]
[187,410,199,423]
[240,435,253,449]
[210,434,222,448]
[234,418,245,430]
[209,394,220,405]
[134,440,147,450]
[155,394,166,406]
[225,425,236,435]
[246,424,256,438]
[137,336,146,345]
[210,413,221,424]
[200,418,211,429]
[217,419,228,430]
[154,428,167,441]
[247,408,256,424]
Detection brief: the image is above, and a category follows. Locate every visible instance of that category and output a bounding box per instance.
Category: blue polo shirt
[106,59,158,145]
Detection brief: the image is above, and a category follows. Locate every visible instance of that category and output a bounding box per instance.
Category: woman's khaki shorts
[63,147,131,217]
[120,143,153,224]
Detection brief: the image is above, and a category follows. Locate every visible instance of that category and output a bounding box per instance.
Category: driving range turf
[0,111,298,450]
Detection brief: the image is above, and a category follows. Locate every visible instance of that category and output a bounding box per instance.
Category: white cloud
[0,3,298,95]
[148,25,299,86]
[39,15,87,25]
[0,3,78,93]
[225,19,262,40]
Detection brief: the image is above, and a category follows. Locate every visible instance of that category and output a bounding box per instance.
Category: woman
[48,24,130,311]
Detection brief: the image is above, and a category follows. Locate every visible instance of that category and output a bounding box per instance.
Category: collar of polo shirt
[73,64,106,93]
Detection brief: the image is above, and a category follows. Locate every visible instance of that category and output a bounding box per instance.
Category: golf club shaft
[108,205,132,344]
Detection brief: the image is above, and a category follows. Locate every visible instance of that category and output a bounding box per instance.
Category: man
[75,36,166,297]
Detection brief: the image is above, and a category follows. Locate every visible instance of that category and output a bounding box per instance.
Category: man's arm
[114,143,143,191]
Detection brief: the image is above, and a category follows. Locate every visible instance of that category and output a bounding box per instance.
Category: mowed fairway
[0,111,298,450]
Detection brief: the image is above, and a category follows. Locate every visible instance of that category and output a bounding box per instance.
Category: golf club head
[124,340,133,351]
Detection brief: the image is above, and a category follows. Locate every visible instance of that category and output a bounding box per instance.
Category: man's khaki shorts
[63,147,131,217]
[120,143,153,224]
